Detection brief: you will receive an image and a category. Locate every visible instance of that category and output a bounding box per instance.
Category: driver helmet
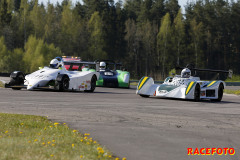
[50,59,60,69]
[181,68,191,78]
[100,62,106,70]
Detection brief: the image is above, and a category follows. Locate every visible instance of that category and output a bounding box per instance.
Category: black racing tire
[194,83,201,102]
[9,72,25,90]
[125,81,130,89]
[85,75,97,92]
[12,88,21,90]
[140,94,150,98]
[211,83,224,102]
[57,75,69,91]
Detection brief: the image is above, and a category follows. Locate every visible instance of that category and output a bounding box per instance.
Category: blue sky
[39,0,189,11]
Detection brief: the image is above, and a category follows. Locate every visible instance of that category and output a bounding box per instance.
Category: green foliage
[189,18,204,67]
[173,9,185,65]
[168,68,176,77]
[23,36,62,73]
[0,36,9,72]
[88,11,107,59]
[0,36,25,72]
[157,13,172,77]
[0,0,12,26]
[30,0,45,38]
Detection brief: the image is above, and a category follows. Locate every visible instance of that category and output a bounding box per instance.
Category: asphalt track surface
[0,77,240,160]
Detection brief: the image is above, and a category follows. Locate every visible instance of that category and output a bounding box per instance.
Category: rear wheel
[211,83,224,102]
[85,75,97,92]
[127,81,130,89]
[57,75,69,91]
[194,84,200,102]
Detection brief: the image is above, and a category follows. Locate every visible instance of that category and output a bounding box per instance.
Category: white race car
[5,57,99,92]
[136,66,232,102]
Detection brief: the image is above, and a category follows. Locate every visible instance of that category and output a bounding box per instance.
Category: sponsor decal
[159,90,167,93]
[86,80,91,83]
[188,148,235,156]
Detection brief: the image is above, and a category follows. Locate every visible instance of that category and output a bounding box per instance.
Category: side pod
[136,76,158,97]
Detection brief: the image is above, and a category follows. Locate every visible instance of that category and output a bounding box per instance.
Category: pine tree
[173,9,185,65]
[157,13,172,78]
[88,11,107,59]
[189,18,203,67]
[0,0,12,26]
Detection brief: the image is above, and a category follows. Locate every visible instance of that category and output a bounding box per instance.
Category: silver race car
[137,66,232,102]
[5,57,99,92]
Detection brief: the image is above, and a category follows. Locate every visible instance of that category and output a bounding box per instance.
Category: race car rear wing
[176,64,233,78]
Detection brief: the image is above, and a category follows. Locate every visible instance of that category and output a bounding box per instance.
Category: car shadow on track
[142,96,240,104]
[21,89,127,95]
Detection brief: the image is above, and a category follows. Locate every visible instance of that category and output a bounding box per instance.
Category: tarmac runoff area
[0,76,240,160]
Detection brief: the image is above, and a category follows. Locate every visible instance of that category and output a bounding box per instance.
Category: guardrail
[0,73,10,77]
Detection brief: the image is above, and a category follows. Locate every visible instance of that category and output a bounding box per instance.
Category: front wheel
[211,83,224,102]
[194,84,201,102]
[9,79,22,90]
[9,71,25,90]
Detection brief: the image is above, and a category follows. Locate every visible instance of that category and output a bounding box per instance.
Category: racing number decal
[185,81,196,95]
[138,77,149,90]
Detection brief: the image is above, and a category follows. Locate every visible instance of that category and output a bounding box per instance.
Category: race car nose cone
[26,80,39,90]
[27,84,35,90]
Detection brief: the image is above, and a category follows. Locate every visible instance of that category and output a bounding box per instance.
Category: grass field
[0,113,122,160]
[130,82,138,86]
[0,81,4,88]
[224,89,240,95]
[226,75,240,82]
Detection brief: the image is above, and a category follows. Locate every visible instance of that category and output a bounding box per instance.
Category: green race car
[95,60,130,88]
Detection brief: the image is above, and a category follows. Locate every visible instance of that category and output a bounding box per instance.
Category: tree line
[0,0,239,79]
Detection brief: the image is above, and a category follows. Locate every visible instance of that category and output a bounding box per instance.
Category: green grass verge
[0,113,122,160]
[226,75,240,82]
[0,81,4,88]
[130,82,138,86]
[224,89,240,95]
